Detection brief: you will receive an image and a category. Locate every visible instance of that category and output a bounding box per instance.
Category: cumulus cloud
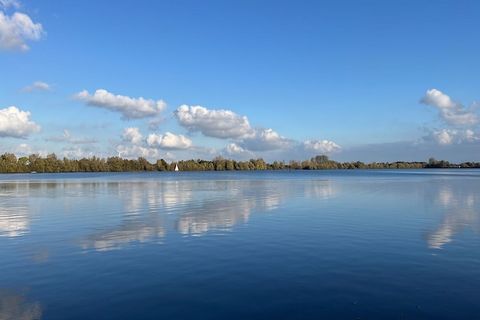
[421,89,479,126]
[147,132,192,150]
[122,127,142,144]
[433,129,454,145]
[117,127,160,159]
[116,127,193,159]
[0,11,43,51]
[173,104,342,158]
[224,143,255,158]
[425,128,479,146]
[225,143,247,155]
[22,81,51,92]
[116,144,160,159]
[75,89,167,119]
[304,139,341,153]
[175,104,254,139]
[240,128,292,151]
[0,106,40,138]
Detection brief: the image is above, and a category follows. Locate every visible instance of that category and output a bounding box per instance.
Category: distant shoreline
[0,153,478,173]
[1,168,480,176]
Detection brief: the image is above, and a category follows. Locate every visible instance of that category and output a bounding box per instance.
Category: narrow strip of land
[0,154,477,173]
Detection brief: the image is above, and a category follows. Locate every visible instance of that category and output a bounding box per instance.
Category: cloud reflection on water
[79,179,337,250]
[0,206,30,238]
[0,184,31,238]
[0,290,42,320]
[80,220,166,252]
[1,175,478,252]
[427,184,479,249]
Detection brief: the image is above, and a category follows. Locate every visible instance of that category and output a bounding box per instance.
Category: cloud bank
[174,104,341,159]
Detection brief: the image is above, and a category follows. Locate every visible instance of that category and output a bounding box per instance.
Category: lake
[0,170,479,319]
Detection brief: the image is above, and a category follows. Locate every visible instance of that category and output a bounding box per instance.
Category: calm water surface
[0,170,479,319]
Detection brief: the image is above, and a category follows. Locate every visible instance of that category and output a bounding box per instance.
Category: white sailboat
[174,164,179,172]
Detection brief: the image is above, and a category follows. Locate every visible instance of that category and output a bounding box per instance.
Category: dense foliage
[0,153,478,173]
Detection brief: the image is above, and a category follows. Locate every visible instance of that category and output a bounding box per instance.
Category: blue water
[0,170,479,319]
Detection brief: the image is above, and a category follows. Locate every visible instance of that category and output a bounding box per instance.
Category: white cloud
[432,129,455,145]
[0,11,43,51]
[421,89,479,126]
[421,89,456,109]
[304,139,341,153]
[174,104,342,158]
[427,128,479,146]
[75,89,167,119]
[22,81,51,92]
[225,143,246,155]
[116,144,160,159]
[224,143,255,158]
[0,106,40,138]
[241,128,292,151]
[147,132,192,150]
[122,127,143,144]
[175,104,254,139]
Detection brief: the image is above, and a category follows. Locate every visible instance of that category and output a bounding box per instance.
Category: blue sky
[1,0,479,162]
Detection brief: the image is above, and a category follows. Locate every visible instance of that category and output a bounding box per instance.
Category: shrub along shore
[0,153,478,173]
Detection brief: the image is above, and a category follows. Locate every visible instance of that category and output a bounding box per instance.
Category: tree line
[0,153,478,173]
